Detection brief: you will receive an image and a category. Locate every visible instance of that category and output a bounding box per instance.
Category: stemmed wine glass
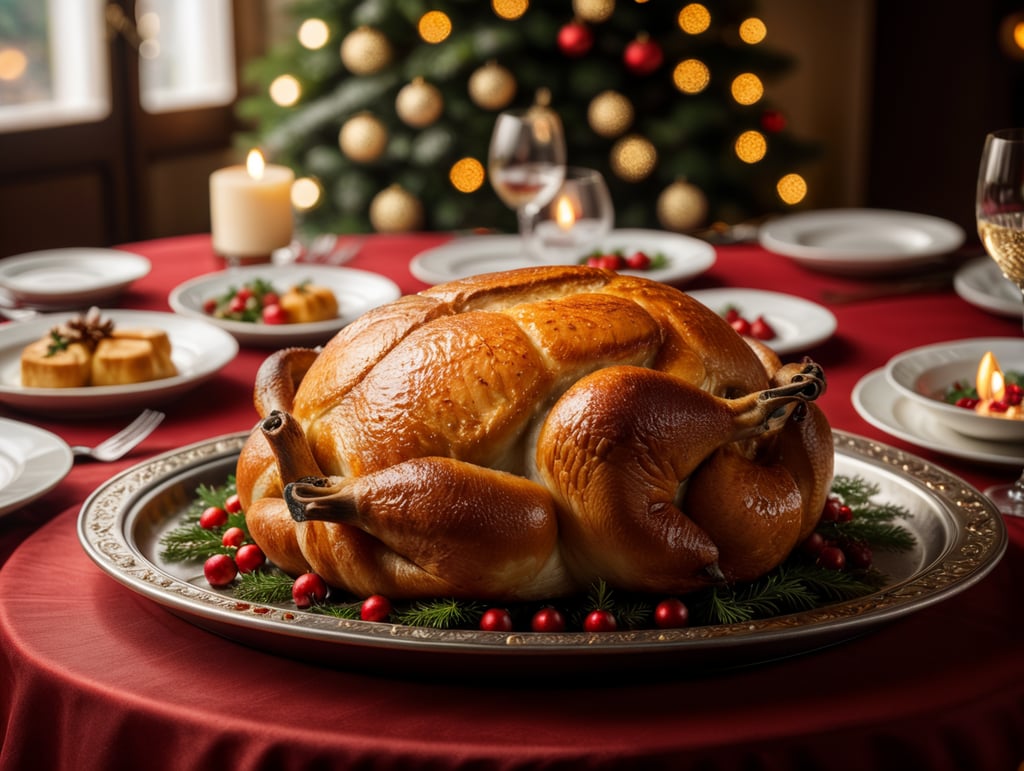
[488,106,567,249]
[976,127,1024,516]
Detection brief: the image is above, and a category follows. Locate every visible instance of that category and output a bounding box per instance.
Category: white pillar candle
[210,149,294,263]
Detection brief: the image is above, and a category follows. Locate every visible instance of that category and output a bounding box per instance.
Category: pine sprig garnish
[234,570,294,603]
[828,476,880,507]
[311,602,362,619]
[817,520,916,551]
[159,511,246,562]
[394,598,485,629]
[190,476,237,514]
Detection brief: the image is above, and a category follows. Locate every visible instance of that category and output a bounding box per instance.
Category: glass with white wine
[976,127,1024,515]
[488,107,567,249]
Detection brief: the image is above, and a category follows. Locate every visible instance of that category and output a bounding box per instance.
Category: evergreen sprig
[395,598,485,629]
[234,570,295,604]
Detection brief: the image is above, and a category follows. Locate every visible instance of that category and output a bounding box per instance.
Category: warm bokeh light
[735,130,767,163]
[269,74,302,107]
[246,149,266,180]
[492,0,528,20]
[673,59,710,94]
[297,18,330,50]
[776,173,807,204]
[730,73,764,105]
[739,17,767,44]
[418,11,452,43]
[449,157,485,193]
[611,135,657,182]
[291,176,322,210]
[678,4,711,35]
[573,0,614,22]
[0,47,28,81]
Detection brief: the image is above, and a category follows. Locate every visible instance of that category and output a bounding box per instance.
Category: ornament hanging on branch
[339,26,392,74]
[339,112,388,163]
[623,33,663,76]
[468,61,517,110]
[396,77,444,128]
[587,90,634,138]
[610,134,657,182]
[370,184,424,232]
[572,0,615,24]
[761,109,787,133]
[558,20,594,58]
[657,180,708,232]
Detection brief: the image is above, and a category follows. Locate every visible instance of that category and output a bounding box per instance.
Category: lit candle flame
[246,149,266,181]
[976,351,1006,401]
[555,195,576,230]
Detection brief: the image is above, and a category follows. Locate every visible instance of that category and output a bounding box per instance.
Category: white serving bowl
[884,337,1024,442]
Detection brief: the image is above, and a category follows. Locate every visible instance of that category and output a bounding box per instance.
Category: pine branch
[394,598,485,629]
[159,524,232,562]
[235,570,294,604]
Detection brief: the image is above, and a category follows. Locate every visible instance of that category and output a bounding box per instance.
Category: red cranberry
[199,506,228,530]
[360,594,392,622]
[221,526,245,548]
[530,606,567,633]
[818,546,847,571]
[479,608,513,632]
[584,609,618,632]
[292,573,328,609]
[653,598,689,629]
[203,554,237,588]
[234,543,266,573]
[224,494,243,513]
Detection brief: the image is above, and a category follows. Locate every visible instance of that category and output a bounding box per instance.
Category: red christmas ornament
[558,20,593,57]
[761,109,787,133]
[623,34,663,76]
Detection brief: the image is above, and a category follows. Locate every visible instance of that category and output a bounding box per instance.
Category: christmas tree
[237,0,818,236]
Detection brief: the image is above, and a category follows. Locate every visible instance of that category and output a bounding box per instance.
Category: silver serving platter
[78,430,1007,677]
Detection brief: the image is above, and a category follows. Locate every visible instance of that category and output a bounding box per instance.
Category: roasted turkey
[235,265,832,601]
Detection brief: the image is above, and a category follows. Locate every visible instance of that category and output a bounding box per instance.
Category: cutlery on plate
[71,409,165,462]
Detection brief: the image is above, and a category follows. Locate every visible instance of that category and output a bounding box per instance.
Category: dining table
[0,230,1021,771]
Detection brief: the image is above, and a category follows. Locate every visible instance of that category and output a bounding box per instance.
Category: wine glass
[488,107,567,248]
[976,127,1024,516]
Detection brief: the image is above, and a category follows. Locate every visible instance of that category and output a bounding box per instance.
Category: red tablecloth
[1,233,1022,771]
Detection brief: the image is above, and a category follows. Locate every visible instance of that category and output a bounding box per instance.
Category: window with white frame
[0,0,236,133]
[136,0,236,114]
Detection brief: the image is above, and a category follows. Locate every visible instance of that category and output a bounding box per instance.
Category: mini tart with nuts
[20,307,177,388]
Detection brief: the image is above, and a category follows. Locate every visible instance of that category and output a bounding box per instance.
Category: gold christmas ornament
[573,0,615,23]
[656,180,708,232]
[468,61,517,110]
[338,112,388,163]
[396,78,444,128]
[610,134,657,182]
[587,90,634,138]
[340,26,392,74]
[369,184,425,232]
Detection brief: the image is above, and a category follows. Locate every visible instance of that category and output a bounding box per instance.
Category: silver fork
[71,409,165,461]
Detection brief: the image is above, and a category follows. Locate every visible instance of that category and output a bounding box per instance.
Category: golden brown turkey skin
[237,265,833,600]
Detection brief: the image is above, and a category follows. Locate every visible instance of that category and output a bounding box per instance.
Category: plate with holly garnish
[686,288,837,355]
[409,228,715,286]
[77,430,1005,678]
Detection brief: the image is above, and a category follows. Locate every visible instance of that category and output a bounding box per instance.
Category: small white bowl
[884,337,1024,442]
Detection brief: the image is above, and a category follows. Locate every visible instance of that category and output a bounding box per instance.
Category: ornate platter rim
[77,430,1008,670]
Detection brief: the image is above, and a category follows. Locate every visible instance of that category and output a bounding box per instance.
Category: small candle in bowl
[524,167,613,264]
[954,351,1023,420]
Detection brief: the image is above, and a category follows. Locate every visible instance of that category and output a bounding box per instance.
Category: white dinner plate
[409,229,716,286]
[686,288,837,355]
[0,248,151,309]
[884,337,1024,443]
[954,256,1022,318]
[0,418,73,518]
[759,209,965,276]
[0,310,238,416]
[852,368,1024,467]
[168,264,401,348]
